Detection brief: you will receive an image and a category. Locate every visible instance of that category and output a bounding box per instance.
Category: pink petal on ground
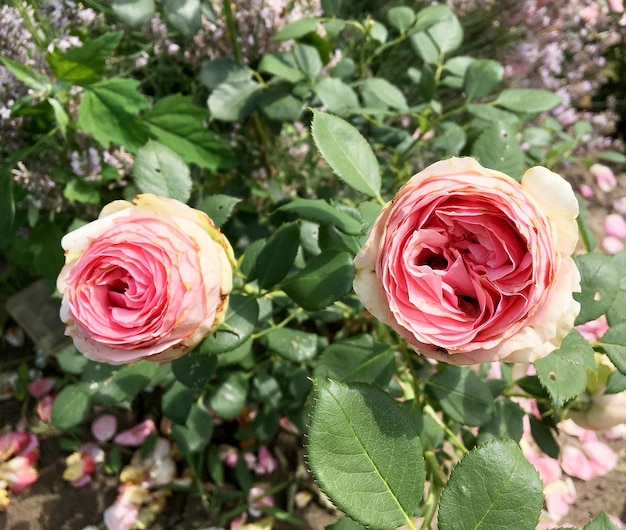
[591,164,617,192]
[602,236,625,254]
[114,419,156,447]
[91,414,118,442]
[582,441,618,476]
[604,214,626,238]
[579,184,594,198]
[560,446,595,480]
[613,197,626,214]
[27,377,55,398]
[103,499,141,530]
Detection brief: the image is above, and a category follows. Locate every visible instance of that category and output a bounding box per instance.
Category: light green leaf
[263,328,318,362]
[598,322,626,375]
[78,78,150,152]
[278,198,362,235]
[274,17,321,41]
[47,31,123,85]
[535,351,587,408]
[464,59,503,99]
[574,252,619,325]
[584,512,621,530]
[196,194,240,227]
[311,110,381,198]
[362,77,408,110]
[163,0,201,37]
[199,58,252,89]
[554,329,596,372]
[282,249,354,310]
[439,439,543,530]
[472,121,524,180]
[258,52,305,83]
[208,79,261,121]
[308,380,425,530]
[387,6,416,33]
[410,9,463,63]
[494,88,562,114]
[47,98,69,137]
[111,0,155,26]
[314,334,395,387]
[0,57,52,94]
[427,366,495,426]
[293,43,323,79]
[143,94,235,170]
[133,139,192,202]
[313,78,359,117]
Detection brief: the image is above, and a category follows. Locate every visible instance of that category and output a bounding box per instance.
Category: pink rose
[354,157,580,364]
[57,194,236,364]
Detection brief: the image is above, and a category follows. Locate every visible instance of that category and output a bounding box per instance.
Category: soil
[1,164,626,530]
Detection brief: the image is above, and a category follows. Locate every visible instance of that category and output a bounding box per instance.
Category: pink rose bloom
[354,157,580,364]
[57,194,236,364]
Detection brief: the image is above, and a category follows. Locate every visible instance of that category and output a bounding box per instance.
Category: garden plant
[2,1,626,529]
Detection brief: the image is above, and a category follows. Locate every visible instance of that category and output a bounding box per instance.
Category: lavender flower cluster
[448,0,626,153]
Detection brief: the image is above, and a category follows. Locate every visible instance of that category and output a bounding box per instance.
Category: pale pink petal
[526,451,562,484]
[591,163,618,192]
[579,184,594,198]
[114,419,156,447]
[103,499,141,530]
[36,394,55,423]
[91,414,118,442]
[613,197,626,214]
[602,236,624,254]
[604,214,626,238]
[560,446,595,480]
[582,441,618,476]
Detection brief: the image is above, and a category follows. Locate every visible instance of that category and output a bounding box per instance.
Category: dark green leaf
[196,194,240,227]
[477,400,524,443]
[208,79,261,121]
[282,249,354,310]
[172,350,218,388]
[584,511,621,530]
[162,381,195,424]
[51,384,91,429]
[464,59,503,99]
[278,198,362,235]
[598,322,626,375]
[202,294,259,354]
[529,415,560,459]
[254,222,300,289]
[606,370,626,394]
[314,334,395,387]
[171,399,213,453]
[426,366,495,426]
[199,58,252,89]
[258,87,304,122]
[574,252,619,325]
[439,439,543,530]
[207,371,247,419]
[263,328,318,362]
[472,121,524,180]
[308,380,425,530]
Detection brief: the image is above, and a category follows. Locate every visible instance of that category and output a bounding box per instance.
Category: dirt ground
[1,164,626,530]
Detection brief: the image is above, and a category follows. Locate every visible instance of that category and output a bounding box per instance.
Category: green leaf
[410,9,463,64]
[477,400,524,444]
[47,31,123,85]
[47,97,69,137]
[253,222,300,289]
[387,6,416,33]
[313,78,359,117]
[584,512,621,530]
[0,57,52,93]
[274,17,321,41]
[574,252,619,325]
[196,194,240,227]
[326,516,367,530]
[494,88,562,114]
[111,0,155,26]
[314,334,395,387]
[63,178,100,204]
[163,0,201,37]
[258,87,304,122]
[78,78,150,152]
[311,110,381,198]
[199,58,252,89]
[258,52,305,83]
[172,350,218,389]
[263,328,318,362]
[535,351,587,408]
[464,59,503,99]
[208,79,261,121]
[172,399,214,453]
[598,322,626,375]
[432,121,466,155]
[202,294,259,354]
[529,415,560,459]
[554,329,596,372]
[143,94,235,170]
[293,43,323,79]
[51,384,91,429]
[605,370,626,394]
[426,366,495,426]
[308,380,425,530]
[362,77,408,110]
[439,439,543,530]
[162,381,195,424]
[207,371,247,419]
[282,249,354,310]
[472,121,524,180]
[133,140,192,202]
[278,198,362,235]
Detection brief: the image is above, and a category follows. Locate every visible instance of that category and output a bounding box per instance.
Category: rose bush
[56,194,235,364]
[354,157,581,365]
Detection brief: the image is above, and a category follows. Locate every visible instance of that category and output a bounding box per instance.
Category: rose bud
[57,194,236,364]
[354,157,580,365]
